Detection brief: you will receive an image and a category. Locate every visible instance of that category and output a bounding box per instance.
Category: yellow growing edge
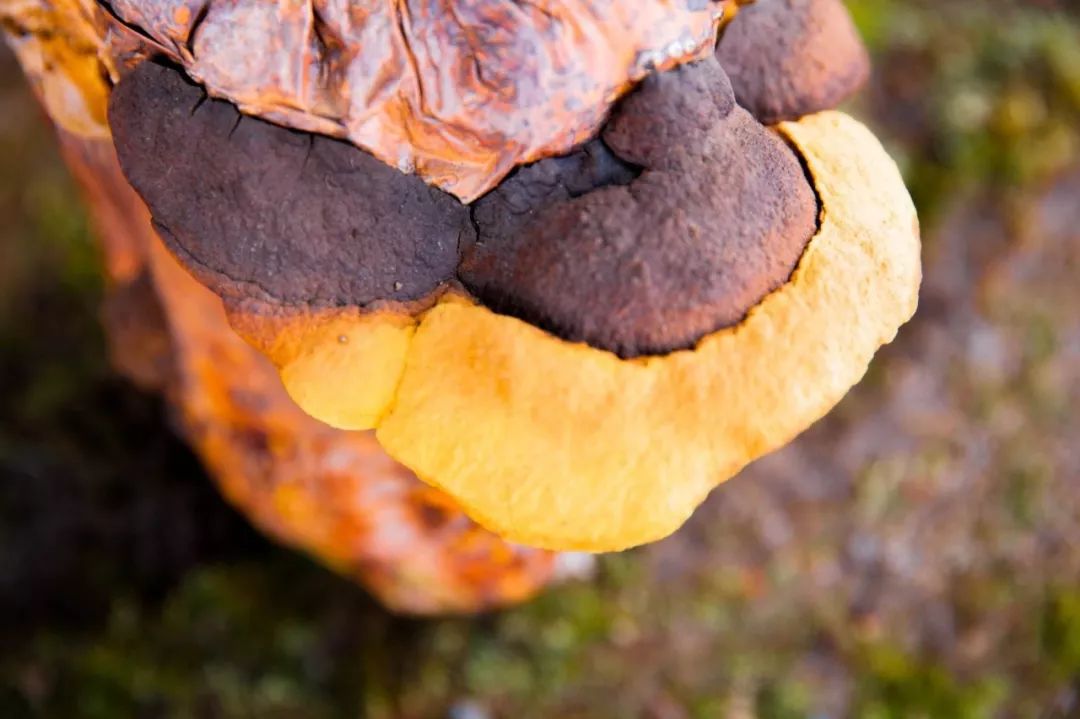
[231,308,418,431]
[367,112,921,552]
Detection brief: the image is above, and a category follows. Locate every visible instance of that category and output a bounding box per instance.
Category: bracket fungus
[11,0,921,556]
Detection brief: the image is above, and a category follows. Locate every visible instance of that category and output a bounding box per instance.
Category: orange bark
[3,0,565,615]
[56,132,560,614]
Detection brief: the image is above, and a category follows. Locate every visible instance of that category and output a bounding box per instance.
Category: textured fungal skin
[716,0,870,124]
[226,302,420,432]
[109,61,469,308]
[111,59,818,358]
[377,112,922,551]
[102,0,726,200]
[462,58,819,357]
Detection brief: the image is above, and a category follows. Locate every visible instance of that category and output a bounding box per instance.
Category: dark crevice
[0,17,32,38]
[189,88,208,116]
[300,133,315,175]
[310,5,349,90]
[110,56,819,360]
[95,0,176,59]
[109,60,465,309]
[227,113,243,139]
[185,2,210,57]
[393,3,426,113]
[778,129,824,238]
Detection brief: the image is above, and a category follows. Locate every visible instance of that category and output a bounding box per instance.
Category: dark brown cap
[461,57,819,358]
[112,58,818,360]
[716,0,870,124]
[109,61,469,308]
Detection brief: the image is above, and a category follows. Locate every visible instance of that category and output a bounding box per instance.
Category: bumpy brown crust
[377,112,922,552]
[462,58,818,357]
[716,0,870,124]
[110,59,818,358]
[109,61,470,307]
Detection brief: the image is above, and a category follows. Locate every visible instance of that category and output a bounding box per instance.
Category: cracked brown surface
[716,0,870,124]
[110,58,818,358]
[462,58,819,357]
[103,0,867,356]
[109,60,469,308]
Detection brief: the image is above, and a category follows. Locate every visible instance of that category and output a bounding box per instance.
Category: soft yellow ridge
[371,111,921,552]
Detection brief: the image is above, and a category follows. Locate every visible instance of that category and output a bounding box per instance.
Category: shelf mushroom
[101,0,921,552]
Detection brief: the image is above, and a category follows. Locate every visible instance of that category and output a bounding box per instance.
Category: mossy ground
[2,1,1079,716]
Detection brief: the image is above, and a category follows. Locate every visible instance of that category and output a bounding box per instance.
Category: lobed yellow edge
[370,111,921,552]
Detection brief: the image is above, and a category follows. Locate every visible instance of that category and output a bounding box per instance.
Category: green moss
[854,644,1008,719]
[1042,589,1080,681]
[9,560,417,718]
[849,1,1080,222]
[755,679,812,719]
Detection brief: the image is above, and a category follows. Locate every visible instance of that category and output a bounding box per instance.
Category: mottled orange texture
[101,0,726,200]
[4,0,567,613]
[2,0,108,138]
[57,135,559,613]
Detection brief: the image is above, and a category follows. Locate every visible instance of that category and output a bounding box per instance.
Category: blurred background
[1,0,1078,716]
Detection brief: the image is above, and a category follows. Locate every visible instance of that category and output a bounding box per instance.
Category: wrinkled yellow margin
[330,112,919,552]
[229,307,418,431]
